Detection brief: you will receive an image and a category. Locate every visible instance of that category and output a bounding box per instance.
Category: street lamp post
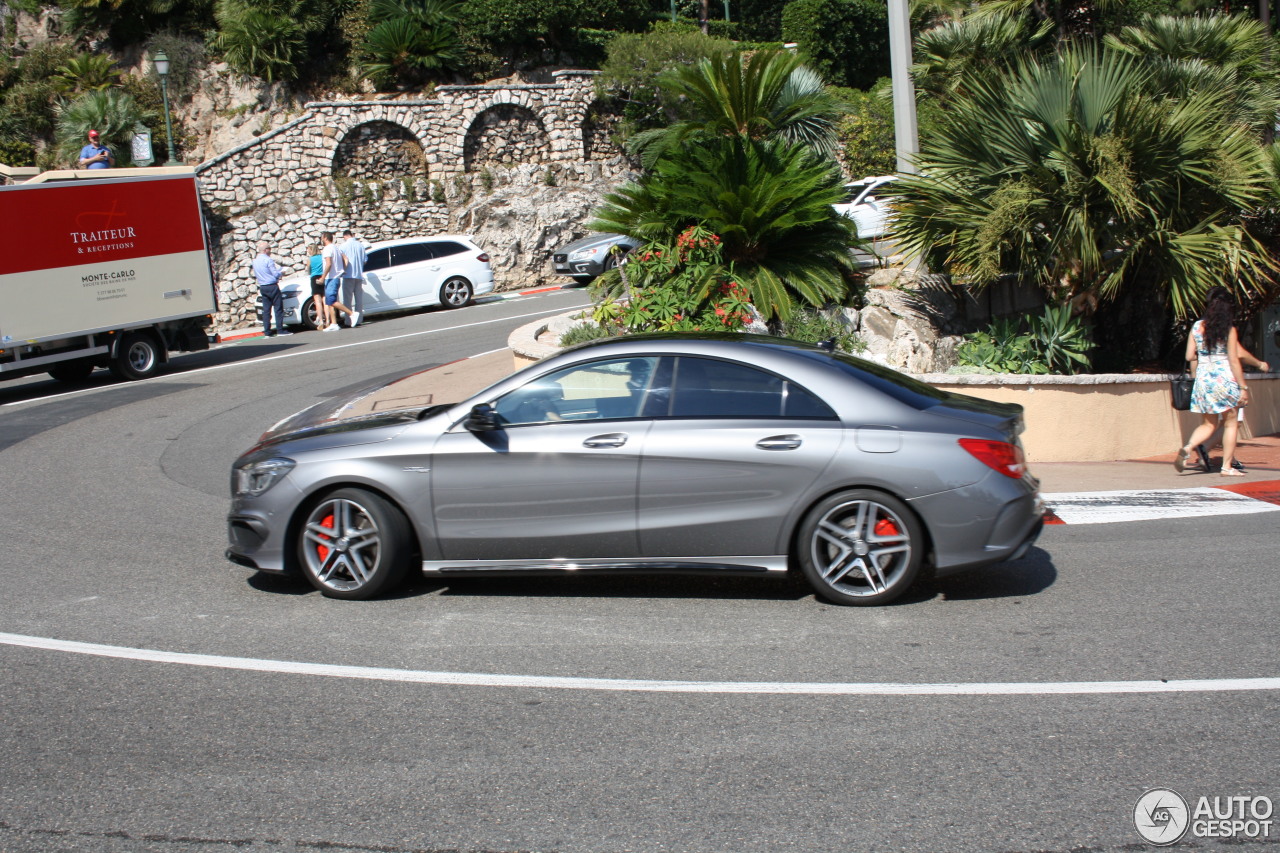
[153,49,180,166]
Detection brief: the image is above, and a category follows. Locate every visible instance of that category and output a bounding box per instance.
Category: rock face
[851,269,968,373]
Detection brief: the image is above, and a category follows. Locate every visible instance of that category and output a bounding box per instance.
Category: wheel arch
[282,480,425,576]
[784,483,937,576]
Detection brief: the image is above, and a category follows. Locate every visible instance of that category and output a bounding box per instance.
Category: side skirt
[420,556,789,576]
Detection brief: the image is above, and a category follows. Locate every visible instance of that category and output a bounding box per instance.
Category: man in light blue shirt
[341,229,368,325]
[252,241,291,337]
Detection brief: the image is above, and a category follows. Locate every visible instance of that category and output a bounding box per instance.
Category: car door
[429,356,661,562]
[360,247,393,310]
[382,242,439,305]
[637,356,844,558]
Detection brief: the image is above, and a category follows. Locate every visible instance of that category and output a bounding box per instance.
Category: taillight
[959,438,1026,479]
[476,253,490,263]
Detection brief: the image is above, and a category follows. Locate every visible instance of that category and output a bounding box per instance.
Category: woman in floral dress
[1175,287,1251,476]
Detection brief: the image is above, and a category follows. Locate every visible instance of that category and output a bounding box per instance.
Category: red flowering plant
[590,226,756,333]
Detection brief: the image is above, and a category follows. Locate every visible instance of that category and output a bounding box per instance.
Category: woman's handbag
[1170,374,1194,411]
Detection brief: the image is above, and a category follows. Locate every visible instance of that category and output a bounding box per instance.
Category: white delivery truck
[0,167,217,383]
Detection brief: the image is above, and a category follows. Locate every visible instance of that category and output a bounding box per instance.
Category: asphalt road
[1,291,1276,853]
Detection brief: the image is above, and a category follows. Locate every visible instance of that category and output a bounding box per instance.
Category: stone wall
[196,70,634,331]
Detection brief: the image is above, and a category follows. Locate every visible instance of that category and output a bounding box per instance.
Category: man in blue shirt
[341,229,368,326]
[252,241,291,337]
[78,130,114,169]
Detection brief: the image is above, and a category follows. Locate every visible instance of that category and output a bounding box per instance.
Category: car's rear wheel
[439,276,473,309]
[796,489,922,606]
[297,488,412,600]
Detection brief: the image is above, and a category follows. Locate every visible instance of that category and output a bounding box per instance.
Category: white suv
[279,235,495,329]
[832,175,897,240]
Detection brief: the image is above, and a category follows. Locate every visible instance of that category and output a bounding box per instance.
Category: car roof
[365,235,478,250]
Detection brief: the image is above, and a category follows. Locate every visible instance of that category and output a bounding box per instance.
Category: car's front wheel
[297,488,412,600]
[439,276,473,309]
[302,295,324,330]
[796,489,923,606]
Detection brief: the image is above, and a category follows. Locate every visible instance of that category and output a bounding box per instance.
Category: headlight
[232,457,295,497]
[568,247,600,261]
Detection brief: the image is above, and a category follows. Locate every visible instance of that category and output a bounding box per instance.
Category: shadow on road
[245,549,1057,605]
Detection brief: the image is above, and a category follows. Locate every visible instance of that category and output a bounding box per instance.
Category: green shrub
[559,321,612,346]
[591,226,757,333]
[479,166,493,192]
[956,306,1094,375]
[781,306,864,353]
[781,0,889,89]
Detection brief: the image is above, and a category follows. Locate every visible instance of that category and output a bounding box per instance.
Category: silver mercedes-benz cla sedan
[227,334,1044,605]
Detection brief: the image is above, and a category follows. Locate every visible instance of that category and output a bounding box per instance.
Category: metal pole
[887,0,919,174]
[723,0,730,22]
[670,0,676,23]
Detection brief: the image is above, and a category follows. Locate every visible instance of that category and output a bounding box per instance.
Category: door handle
[756,434,802,450]
[583,433,628,448]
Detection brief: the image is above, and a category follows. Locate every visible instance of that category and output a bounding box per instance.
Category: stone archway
[332,120,428,180]
[463,104,550,172]
[581,99,626,162]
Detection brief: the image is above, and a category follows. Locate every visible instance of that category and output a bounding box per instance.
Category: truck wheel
[109,332,161,381]
[303,295,324,330]
[48,360,96,383]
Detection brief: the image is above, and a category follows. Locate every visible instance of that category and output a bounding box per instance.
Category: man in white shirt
[319,231,358,331]
[341,229,368,325]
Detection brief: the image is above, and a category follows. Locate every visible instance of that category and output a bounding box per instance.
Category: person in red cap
[78,129,115,169]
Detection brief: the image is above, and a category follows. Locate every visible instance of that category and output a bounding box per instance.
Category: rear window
[824,352,954,410]
[429,241,468,258]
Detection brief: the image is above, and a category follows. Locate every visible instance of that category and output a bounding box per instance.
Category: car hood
[279,271,309,294]
[251,369,460,451]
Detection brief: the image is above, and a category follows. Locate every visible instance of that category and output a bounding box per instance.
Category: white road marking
[1044,486,1280,525]
[1,632,1276,696]
[1,300,588,408]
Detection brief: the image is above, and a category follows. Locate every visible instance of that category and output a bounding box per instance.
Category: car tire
[303,295,324,330]
[296,488,412,600]
[48,359,96,383]
[108,331,161,380]
[439,276,473,309]
[795,489,923,606]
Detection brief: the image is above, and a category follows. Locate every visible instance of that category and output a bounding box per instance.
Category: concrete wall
[927,373,1279,463]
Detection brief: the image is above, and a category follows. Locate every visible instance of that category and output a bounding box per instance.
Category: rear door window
[668,357,835,419]
[389,243,434,267]
[364,248,391,272]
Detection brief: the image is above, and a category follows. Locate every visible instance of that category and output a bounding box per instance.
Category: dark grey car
[552,233,641,283]
[227,334,1044,605]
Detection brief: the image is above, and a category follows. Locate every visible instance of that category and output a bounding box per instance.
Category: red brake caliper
[874,517,900,537]
[315,512,335,561]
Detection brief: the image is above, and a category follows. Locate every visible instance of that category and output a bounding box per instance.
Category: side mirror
[464,403,500,432]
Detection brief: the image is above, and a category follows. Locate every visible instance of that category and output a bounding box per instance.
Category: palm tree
[911,13,1053,100]
[891,46,1275,358]
[1104,14,1280,135]
[359,0,462,88]
[56,88,153,167]
[213,0,305,82]
[627,50,847,167]
[53,53,122,94]
[592,136,856,320]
